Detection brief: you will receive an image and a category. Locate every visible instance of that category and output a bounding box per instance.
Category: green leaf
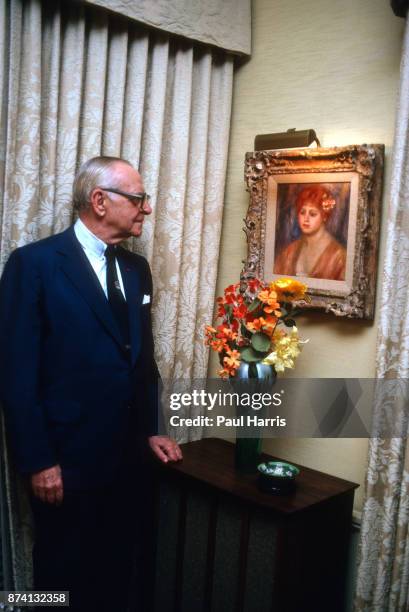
[284,318,296,327]
[240,346,268,363]
[251,332,271,353]
[224,304,233,319]
[248,299,261,313]
[240,322,251,338]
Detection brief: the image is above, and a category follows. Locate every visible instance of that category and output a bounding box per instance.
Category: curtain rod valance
[83,0,251,56]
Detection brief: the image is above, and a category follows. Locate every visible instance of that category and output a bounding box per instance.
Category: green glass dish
[257,460,300,494]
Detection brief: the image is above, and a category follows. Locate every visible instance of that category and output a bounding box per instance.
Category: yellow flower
[270,278,309,302]
[262,326,307,372]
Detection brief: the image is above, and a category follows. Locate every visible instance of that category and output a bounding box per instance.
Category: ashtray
[257,460,300,495]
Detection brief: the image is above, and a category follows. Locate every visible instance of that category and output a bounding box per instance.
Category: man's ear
[90,188,106,217]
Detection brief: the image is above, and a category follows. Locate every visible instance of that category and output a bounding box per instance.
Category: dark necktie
[105,245,130,351]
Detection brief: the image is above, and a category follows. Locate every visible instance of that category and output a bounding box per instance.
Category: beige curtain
[0,0,233,590]
[83,0,252,55]
[354,16,409,612]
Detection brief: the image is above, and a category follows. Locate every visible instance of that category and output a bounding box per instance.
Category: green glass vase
[233,362,276,473]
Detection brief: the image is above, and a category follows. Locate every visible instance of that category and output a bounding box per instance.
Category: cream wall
[211,0,405,516]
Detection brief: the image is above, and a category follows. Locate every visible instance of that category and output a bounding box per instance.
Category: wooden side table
[152,438,358,612]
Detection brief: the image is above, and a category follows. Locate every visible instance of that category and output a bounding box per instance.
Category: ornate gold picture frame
[242,145,384,319]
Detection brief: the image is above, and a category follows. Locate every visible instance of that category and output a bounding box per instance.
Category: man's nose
[143,200,152,215]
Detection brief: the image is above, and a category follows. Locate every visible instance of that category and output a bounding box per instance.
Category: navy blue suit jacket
[0,227,160,489]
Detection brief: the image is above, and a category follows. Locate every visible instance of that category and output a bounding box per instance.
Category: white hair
[72,156,133,212]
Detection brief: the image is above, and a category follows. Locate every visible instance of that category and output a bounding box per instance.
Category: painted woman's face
[297,203,324,235]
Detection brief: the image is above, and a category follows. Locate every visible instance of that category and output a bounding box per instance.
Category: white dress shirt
[74,218,126,299]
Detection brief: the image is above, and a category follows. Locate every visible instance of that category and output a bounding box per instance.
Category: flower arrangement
[205,278,309,378]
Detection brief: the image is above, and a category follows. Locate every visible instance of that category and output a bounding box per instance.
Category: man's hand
[30,464,64,505]
[148,436,182,463]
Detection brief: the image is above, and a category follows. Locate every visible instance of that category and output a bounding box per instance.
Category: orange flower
[225,283,239,295]
[217,304,226,318]
[246,317,264,332]
[247,316,277,336]
[245,310,257,323]
[224,284,239,303]
[248,278,261,293]
[224,348,241,369]
[233,303,248,319]
[210,338,226,352]
[218,350,241,378]
[261,315,278,336]
[216,325,237,341]
[258,289,273,302]
[264,304,281,316]
[218,367,231,379]
[258,289,281,316]
[204,325,217,346]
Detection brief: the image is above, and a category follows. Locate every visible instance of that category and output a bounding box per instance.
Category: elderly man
[0,157,181,611]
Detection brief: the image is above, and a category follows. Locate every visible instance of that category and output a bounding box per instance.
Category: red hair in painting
[295,185,336,222]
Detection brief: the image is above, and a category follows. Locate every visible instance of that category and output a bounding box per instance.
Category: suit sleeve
[140,258,166,437]
[0,248,57,473]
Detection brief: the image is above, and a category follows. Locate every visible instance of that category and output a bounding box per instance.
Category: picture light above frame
[242,143,384,320]
[254,128,321,151]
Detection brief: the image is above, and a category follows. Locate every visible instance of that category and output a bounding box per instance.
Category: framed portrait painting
[242,145,384,319]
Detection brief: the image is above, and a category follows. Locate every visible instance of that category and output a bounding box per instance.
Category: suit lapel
[117,252,142,366]
[56,228,124,351]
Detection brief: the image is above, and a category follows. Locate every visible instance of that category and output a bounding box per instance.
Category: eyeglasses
[99,187,151,209]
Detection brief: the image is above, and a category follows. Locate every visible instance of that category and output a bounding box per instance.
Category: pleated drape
[354,17,409,612]
[0,0,233,590]
[81,0,252,56]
